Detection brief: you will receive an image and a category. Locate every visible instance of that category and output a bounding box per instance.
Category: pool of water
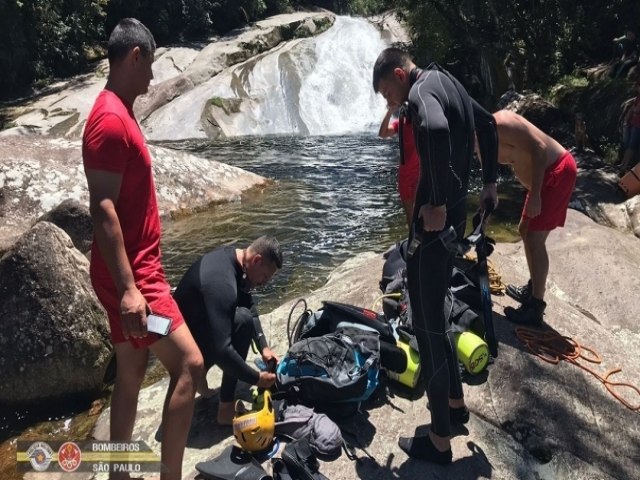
[160,133,523,312]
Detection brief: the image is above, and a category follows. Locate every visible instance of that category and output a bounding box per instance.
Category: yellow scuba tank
[387,340,421,388]
[455,331,489,374]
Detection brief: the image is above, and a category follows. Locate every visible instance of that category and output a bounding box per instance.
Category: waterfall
[214,16,389,136]
[297,17,389,135]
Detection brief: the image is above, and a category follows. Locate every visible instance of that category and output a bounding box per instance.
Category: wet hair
[108,18,156,64]
[250,236,283,269]
[372,48,413,93]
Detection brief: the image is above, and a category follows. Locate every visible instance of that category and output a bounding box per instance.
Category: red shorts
[523,150,577,231]
[398,162,419,202]
[92,272,185,348]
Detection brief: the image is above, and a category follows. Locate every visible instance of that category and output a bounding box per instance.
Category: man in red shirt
[83,18,203,480]
[379,105,420,228]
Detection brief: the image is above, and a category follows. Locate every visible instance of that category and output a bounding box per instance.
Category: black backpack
[274,326,380,416]
[380,241,484,335]
[291,300,395,344]
[274,300,390,417]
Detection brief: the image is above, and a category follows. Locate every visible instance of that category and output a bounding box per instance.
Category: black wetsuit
[173,246,267,402]
[402,66,498,437]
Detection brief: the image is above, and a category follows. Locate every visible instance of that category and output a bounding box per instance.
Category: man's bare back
[494,110,566,191]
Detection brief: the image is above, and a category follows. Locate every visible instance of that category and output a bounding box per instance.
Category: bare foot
[217,400,235,425]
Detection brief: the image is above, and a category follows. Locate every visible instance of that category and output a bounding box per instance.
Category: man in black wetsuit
[373,48,499,464]
[173,236,282,424]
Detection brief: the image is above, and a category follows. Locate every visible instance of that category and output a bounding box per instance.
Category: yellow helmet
[232,390,275,452]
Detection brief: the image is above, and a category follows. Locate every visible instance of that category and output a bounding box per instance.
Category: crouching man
[173,236,282,424]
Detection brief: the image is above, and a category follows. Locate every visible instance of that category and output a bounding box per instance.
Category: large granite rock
[92,210,639,479]
[147,15,385,140]
[569,165,640,238]
[478,209,640,480]
[0,136,267,252]
[0,222,111,405]
[1,12,335,140]
[368,11,412,46]
[0,48,198,139]
[37,199,93,254]
[135,11,335,125]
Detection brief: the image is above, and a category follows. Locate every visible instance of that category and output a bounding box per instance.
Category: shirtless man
[494,109,577,325]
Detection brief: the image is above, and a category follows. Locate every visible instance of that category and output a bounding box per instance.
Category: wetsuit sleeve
[200,277,260,385]
[410,84,452,207]
[246,296,269,352]
[472,98,498,184]
[253,317,269,352]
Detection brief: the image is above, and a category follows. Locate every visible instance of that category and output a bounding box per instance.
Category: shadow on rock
[353,437,493,480]
[573,168,627,207]
[482,313,640,477]
[395,435,493,479]
[336,410,377,458]
[154,395,233,449]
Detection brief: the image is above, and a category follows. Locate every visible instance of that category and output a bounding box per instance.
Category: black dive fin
[195,445,272,480]
[271,458,293,480]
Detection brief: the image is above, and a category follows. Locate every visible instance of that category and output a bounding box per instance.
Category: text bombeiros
[91,442,141,452]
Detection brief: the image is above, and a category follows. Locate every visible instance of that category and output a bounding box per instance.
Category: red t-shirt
[82,90,165,288]
[391,117,421,202]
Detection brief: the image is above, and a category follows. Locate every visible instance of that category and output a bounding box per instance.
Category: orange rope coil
[515,326,640,412]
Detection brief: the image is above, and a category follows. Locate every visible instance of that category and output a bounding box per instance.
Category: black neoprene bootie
[398,434,452,465]
[505,279,532,303]
[427,403,470,425]
[449,405,470,425]
[504,297,546,326]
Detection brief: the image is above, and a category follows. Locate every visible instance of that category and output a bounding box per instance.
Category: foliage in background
[3,0,639,102]
[395,0,640,93]
[0,0,390,100]
[0,0,107,100]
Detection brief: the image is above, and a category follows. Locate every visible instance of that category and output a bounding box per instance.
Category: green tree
[396,0,640,95]
[0,0,107,100]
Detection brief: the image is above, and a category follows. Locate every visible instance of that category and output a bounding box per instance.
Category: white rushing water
[212,16,388,136]
[144,16,389,140]
[297,16,389,135]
